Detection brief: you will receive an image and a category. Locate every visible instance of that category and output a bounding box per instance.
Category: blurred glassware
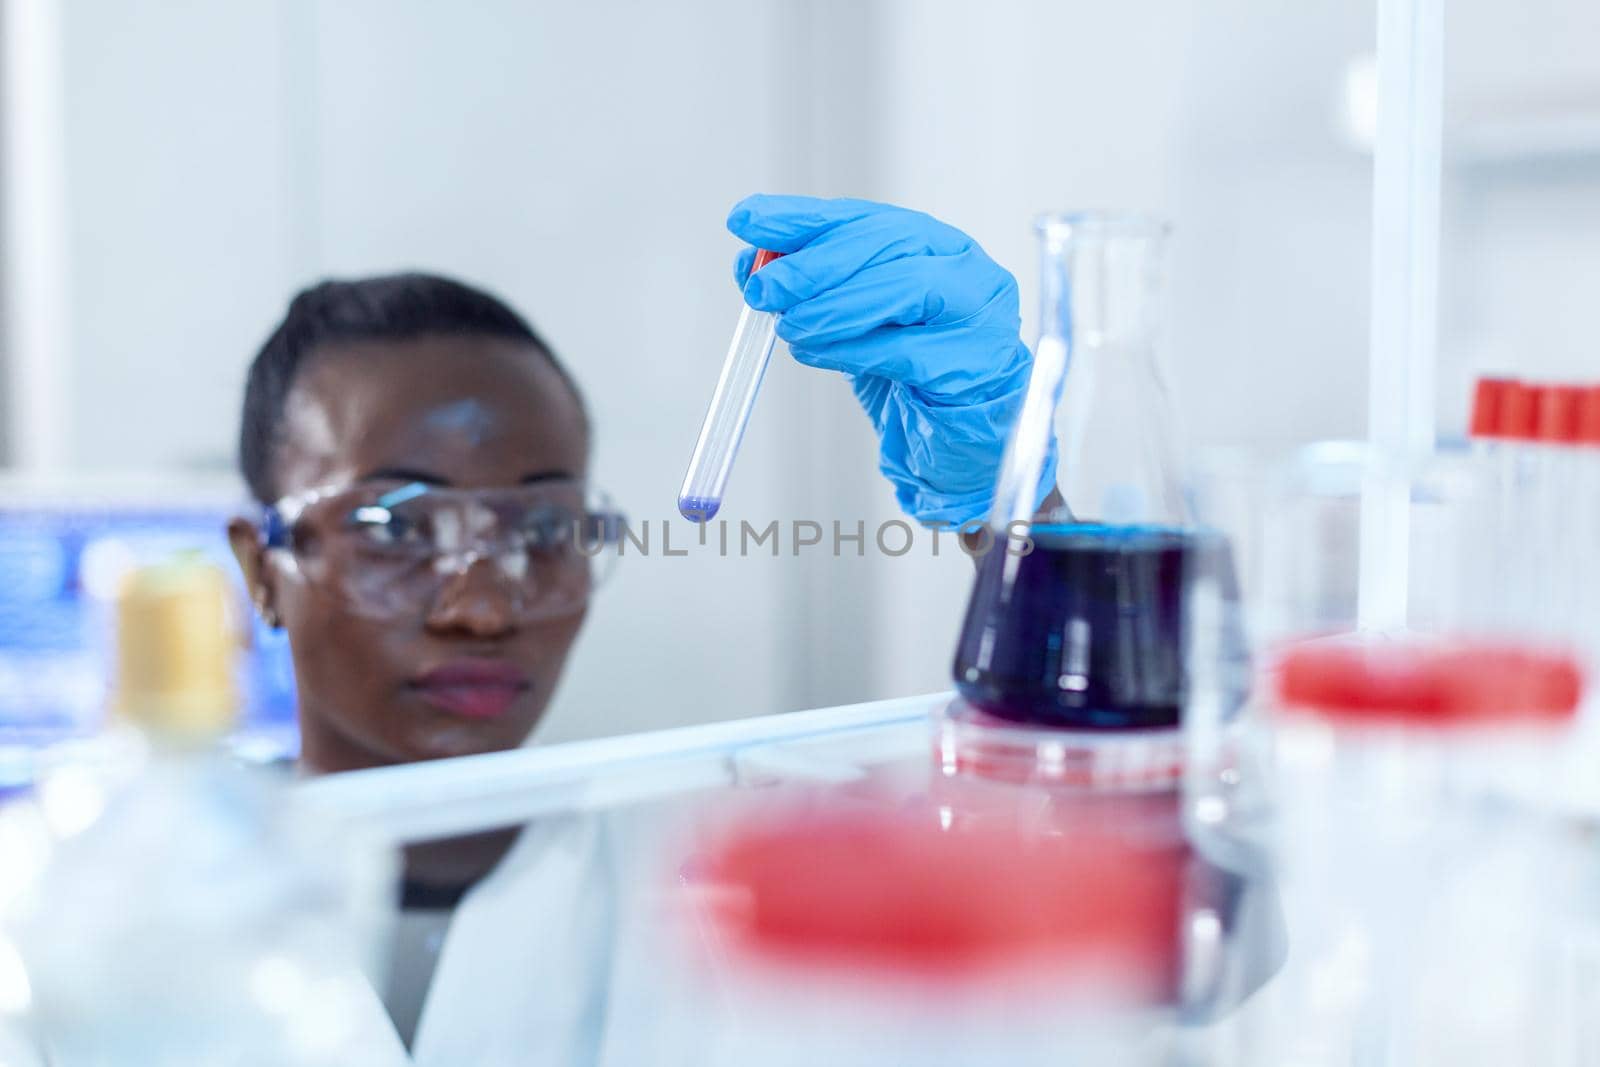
[4,557,397,1066]
[1182,442,1595,1066]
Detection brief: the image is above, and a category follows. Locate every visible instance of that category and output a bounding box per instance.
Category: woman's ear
[227,517,280,629]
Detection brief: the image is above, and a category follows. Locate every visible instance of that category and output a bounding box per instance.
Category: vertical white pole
[2,0,72,474]
[1361,0,1443,631]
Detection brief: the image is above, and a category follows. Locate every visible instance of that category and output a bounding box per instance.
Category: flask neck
[986,214,1175,532]
[1038,215,1168,356]
[1038,214,1183,527]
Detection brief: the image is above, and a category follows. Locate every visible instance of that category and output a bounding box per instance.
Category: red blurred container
[677,804,1185,1067]
[707,808,1180,981]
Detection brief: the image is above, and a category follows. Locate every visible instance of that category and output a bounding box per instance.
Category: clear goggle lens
[265,480,626,621]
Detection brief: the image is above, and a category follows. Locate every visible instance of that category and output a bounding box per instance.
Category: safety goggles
[261,479,626,622]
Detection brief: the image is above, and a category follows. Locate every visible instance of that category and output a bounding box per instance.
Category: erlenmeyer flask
[953,214,1192,730]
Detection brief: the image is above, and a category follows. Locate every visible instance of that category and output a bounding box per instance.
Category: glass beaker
[953,213,1195,731]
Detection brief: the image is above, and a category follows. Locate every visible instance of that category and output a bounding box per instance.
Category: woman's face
[230,336,590,772]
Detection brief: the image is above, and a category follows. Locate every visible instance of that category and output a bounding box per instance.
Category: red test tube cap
[1499,381,1537,440]
[1579,385,1600,446]
[751,248,783,273]
[1469,377,1513,439]
[1534,384,1583,444]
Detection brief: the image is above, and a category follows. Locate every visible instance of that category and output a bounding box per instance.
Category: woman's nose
[424,557,520,637]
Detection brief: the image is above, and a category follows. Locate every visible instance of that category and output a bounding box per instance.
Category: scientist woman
[226,194,1058,1062]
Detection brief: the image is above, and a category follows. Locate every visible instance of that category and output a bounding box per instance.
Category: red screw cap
[1578,385,1600,446]
[1469,377,1514,439]
[1273,637,1584,728]
[1533,384,1583,444]
[1498,381,1537,439]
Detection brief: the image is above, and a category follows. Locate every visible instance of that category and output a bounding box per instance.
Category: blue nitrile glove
[727,194,1058,527]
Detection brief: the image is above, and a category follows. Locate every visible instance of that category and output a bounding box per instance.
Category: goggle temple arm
[261,505,291,549]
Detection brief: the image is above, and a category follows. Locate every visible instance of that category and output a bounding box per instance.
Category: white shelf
[1448,110,1600,167]
[292,692,947,844]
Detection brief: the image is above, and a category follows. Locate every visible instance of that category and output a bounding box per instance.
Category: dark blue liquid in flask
[954,214,1200,731]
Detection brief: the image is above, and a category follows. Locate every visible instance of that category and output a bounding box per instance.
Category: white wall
[1437,0,1600,431]
[58,0,298,475]
[9,1,1591,739]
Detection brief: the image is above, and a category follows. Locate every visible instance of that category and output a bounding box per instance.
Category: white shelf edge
[292,691,950,844]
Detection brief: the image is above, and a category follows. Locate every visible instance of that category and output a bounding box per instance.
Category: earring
[255,597,281,630]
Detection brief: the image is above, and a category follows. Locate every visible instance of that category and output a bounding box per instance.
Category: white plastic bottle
[1221,636,1588,1067]
[6,558,397,1066]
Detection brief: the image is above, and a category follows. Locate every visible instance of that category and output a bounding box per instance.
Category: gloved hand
[727,193,1058,527]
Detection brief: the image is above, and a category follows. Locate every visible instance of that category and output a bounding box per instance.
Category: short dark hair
[238,272,586,503]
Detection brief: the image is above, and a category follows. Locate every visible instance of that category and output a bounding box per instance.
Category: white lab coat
[372,809,706,1067]
[406,814,615,1064]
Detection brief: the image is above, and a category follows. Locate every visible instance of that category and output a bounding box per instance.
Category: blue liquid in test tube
[678,249,783,523]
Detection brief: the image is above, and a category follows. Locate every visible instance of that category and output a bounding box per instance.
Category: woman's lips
[409,659,531,720]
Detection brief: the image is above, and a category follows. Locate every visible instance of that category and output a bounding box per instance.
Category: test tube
[1531,384,1584,640]
[1469,378,1537,629]
[1468,377,1516,626]
[1580,386,1600,665]
[678,249,783,522]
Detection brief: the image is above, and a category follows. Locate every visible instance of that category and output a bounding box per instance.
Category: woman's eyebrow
[520,470,577,484]
[360,466,452,486]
